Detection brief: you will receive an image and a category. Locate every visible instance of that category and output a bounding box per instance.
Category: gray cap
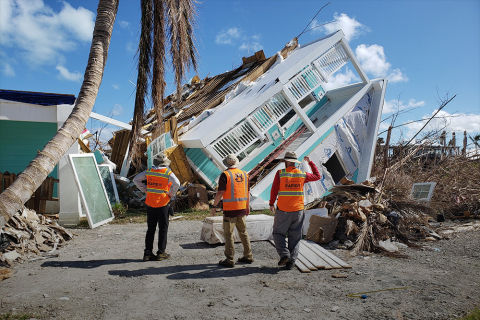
[222,154,239,168]
[153,152,171,166]
[282,151,301,163]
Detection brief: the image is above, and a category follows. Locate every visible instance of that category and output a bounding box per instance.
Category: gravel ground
[1,220,479,320]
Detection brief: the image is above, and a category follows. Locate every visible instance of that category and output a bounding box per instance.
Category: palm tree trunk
[0,0,119,228]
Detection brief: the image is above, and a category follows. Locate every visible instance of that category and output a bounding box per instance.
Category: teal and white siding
[0,120,58,196]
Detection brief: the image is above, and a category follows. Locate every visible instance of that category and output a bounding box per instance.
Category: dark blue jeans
[145,204,170,254]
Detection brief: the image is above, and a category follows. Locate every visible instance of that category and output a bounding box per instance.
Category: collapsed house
[1,30,387,226]
[140,30,386,210]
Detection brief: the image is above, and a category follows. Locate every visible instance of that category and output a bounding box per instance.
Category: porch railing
[249,92,293,132]
[313,42,350,81]
[285,65,324,101]
[212,120,259,159]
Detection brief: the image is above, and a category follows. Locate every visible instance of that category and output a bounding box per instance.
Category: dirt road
[1,220,479,320]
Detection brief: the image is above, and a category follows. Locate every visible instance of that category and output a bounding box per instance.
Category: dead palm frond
[131,0,153,169]
[129,0,198,170]
[152,0,167,131]
[166,0,199,101]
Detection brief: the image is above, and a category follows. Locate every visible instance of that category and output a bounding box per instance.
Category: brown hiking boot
[237,257,254,264]
[278,256,290,267]
[218,259,235,268]
[156,252,171,260]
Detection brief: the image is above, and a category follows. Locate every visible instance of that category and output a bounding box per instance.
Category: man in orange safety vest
[269,151,321,270]
[134,153,180,261]
[210,154,253,268]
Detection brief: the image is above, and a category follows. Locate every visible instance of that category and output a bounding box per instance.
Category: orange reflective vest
[145,168,172,208]
[223,168,249,211]
[277,166,306,212]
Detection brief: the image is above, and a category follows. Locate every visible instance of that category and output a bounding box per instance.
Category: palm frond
[152,0,167,132]
[130,0,153,168]
[166,0,198,102]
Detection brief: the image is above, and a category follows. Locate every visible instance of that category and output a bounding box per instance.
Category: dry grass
[372,154,480,219]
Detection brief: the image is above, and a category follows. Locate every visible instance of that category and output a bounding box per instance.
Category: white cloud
[355,44,408,83]
[119,20,130,29]
[355,44,390,77]
[387,68,408,83]
[56,65,82,82]
[112,103,123,116]
[404,110,480,138]
[0,0,95,66]
[215,28,242,45]
[2,63,15,77]
[215,28,263,53]
[126,41,136,53]
[383,98,425,114]
[323,67,360,90]
[239,41,263,52]
[112,84,119,90]
[313,13,369,42]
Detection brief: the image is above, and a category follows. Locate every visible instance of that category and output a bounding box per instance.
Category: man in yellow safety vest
[210,154,253,268]
[134,153,180,261]
[269,151,321,270]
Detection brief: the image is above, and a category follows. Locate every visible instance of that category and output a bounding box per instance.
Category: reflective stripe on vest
[223,168,248,210]
[145,168,171,207]
[277,167,306,212]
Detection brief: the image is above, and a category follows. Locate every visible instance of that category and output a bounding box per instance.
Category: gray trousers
[272,209,304,262]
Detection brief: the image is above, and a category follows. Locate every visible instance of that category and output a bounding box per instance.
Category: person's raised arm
[304,156,321,182]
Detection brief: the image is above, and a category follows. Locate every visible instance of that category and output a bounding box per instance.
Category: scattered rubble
[0,207,74,271]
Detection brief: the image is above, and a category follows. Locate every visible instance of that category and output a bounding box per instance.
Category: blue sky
[1,0,479,147]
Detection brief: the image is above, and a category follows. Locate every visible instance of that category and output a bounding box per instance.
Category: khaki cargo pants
[223,215,253,263]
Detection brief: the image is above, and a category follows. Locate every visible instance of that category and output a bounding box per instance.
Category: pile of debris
[306,177,440,255]
[0,207,74,268]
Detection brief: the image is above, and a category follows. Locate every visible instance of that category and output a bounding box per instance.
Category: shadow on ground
[109,263,280,280]
[41,259,141,268]
[179,242,221,250]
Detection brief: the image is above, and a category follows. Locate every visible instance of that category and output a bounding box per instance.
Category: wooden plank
[47,177,54,200]
[306,240,352,268]
[302,240,342,269]
[77,138,91,153]
[170,116,178,144]
[165,119,171,133]
[297,253,318,271]
[39,179,48,214]
[295,259,311,273]
[298,242,327,269]
[34,186,41,214]
[4,172,11,189]
[173,147,193,181]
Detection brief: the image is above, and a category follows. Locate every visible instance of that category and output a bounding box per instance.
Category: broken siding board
[295,259,311,273]
[306,240,352,268]
[298,242,327,269]
[185,148,221,184]
[301,240,342,269]
[297,252,318,271]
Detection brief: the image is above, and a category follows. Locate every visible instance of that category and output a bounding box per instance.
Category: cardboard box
[187,184,209,210]
[305,215,338,244]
